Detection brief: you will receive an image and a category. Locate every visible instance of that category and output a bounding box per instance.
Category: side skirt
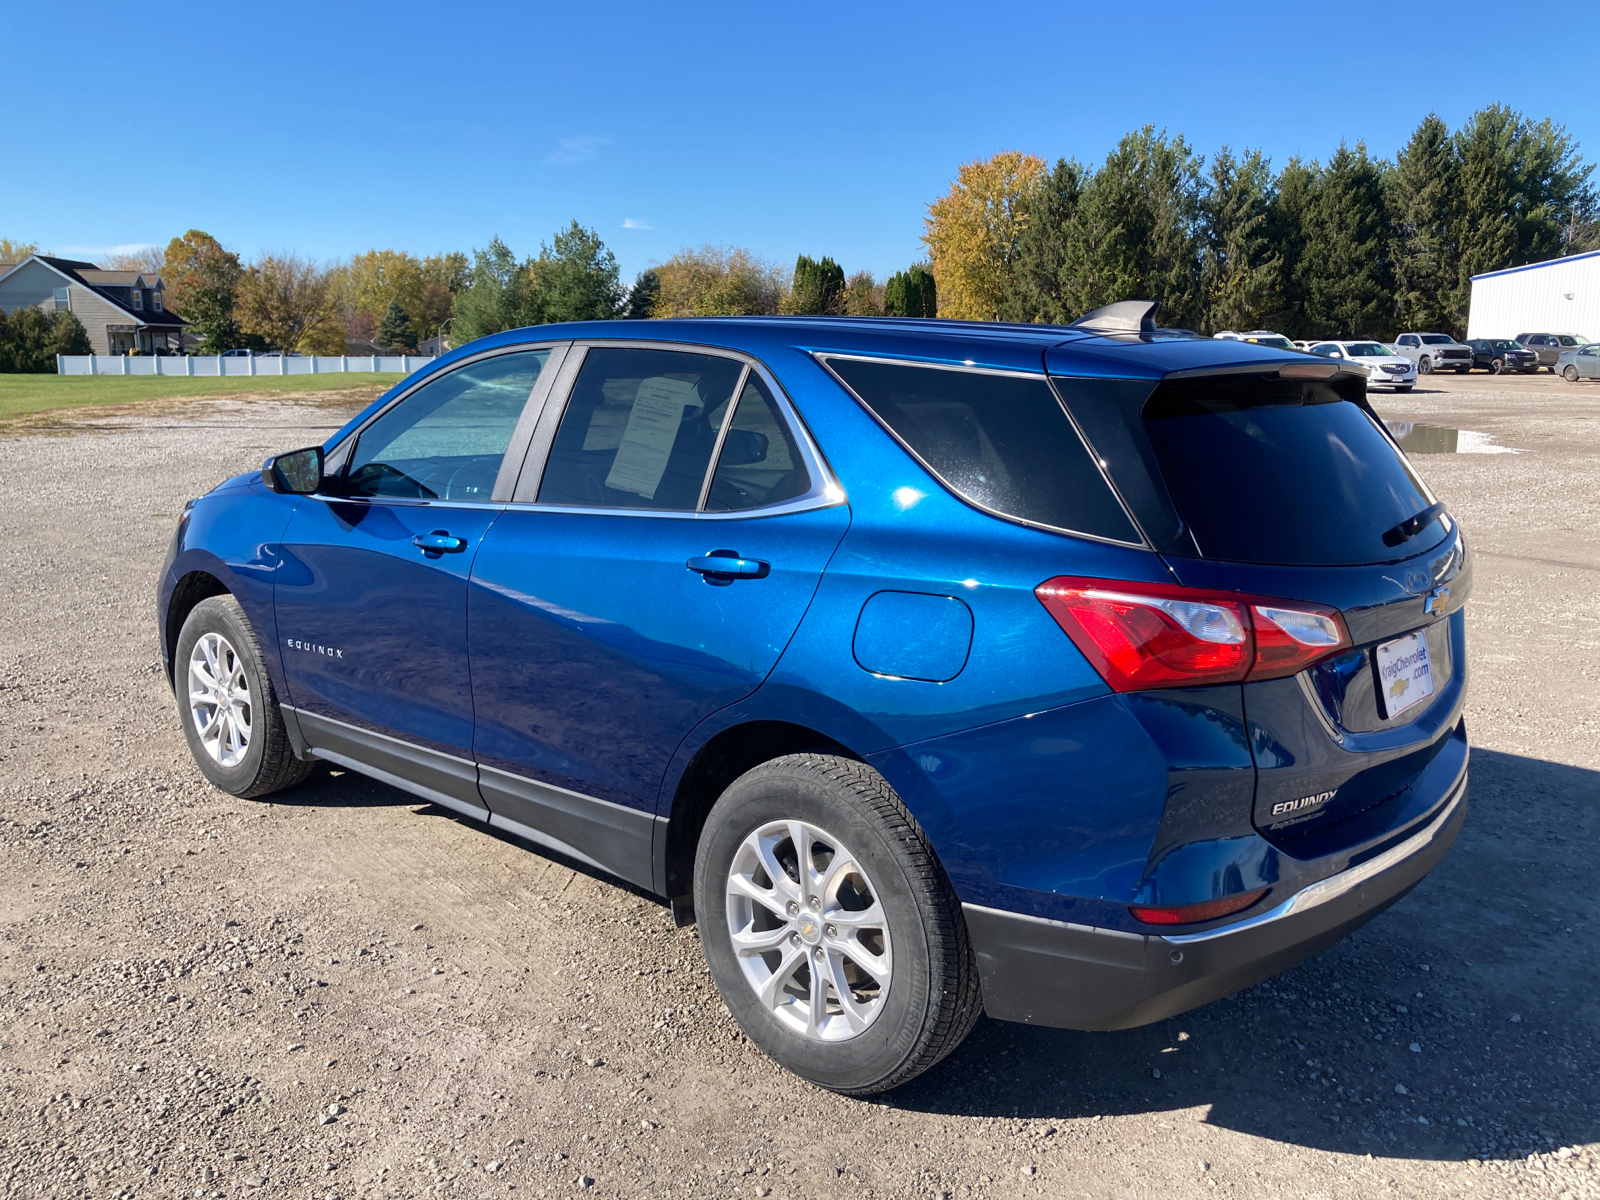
[284,706,661,892]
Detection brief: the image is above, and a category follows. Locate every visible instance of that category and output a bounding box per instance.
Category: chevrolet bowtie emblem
[1423,584,1451,615]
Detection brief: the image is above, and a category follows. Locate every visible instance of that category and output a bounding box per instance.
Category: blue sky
[6,0,1593,284]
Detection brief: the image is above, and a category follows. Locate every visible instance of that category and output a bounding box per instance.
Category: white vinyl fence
[56,354,436,377]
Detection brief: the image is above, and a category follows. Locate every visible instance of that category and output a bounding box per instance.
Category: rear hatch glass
[1140,375,1446,565]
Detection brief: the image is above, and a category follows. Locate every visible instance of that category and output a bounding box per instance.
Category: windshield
[1346,343,1388,357]
[1420,335,1454,345]
[1493,340,1517,349]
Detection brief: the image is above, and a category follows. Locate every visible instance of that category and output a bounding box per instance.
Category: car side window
[536,347,743,511]
[344,350,548,501]
[1311,344,1340,358]
[1398,335,1417,347]
[704,374,812,512]
[1558,336,1577,347]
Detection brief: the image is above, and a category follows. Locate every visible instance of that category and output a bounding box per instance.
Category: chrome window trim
[509,338,842,518]
[815,352,1149,550]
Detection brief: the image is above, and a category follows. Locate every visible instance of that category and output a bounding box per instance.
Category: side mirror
[263,445,324,494]
[719,429,769,466]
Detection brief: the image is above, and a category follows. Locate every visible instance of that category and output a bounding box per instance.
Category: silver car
[1517,333,1591,372]
[1392,332,1473,374]
[1557,343,1600,382]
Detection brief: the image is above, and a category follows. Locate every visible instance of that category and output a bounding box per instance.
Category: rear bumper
[966,768,1467,1030]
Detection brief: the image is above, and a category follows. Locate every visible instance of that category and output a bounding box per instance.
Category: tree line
[926,105,1595,338]
[3,103,1590,362]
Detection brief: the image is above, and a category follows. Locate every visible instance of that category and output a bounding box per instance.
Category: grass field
[0,373,406,422]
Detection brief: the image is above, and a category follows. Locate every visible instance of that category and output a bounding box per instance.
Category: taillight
[1036,577,1350,692]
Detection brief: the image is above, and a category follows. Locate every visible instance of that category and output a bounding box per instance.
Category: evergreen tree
[998,157,1085,323]
[1295,144,1394,339]
[450,237,533,343]
[625,269,660,318]
[0,308,91,372]
[1388,114,1459,334]
[883,264,938,317]
[1199,147,1282,334]
[377,299,416,350]
[526,221,625,323]
[784,254,846,315]
[1267,158,1317,336]
[1055,127,1205,330]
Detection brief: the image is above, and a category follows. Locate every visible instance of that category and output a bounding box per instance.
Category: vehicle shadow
[885,748,1600,1163]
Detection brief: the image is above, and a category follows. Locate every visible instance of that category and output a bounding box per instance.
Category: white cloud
[547,136,610,166]
[621,218,652,230]
[56,242,160,258]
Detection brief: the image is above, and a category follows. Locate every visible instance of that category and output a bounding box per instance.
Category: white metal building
[1467,250,1600,340]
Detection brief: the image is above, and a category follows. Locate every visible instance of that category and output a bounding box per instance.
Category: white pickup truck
[1391,332,1473,374]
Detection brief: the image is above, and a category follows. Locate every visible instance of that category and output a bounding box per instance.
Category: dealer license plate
[1375,630,1435,719]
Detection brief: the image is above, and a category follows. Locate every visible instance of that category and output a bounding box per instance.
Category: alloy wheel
[188,631,253,767]
[1418,357,1433,374]
[724,819,893,1042]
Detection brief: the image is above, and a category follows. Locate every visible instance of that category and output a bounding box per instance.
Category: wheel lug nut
[786,901,799,916]
[825,925,837,938]
[813,948,824,961]
[789,933,801,947]
[808,897,820,912]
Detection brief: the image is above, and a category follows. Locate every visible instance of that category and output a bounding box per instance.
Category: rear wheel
[176,595,312,798]
[1565,365,1580,382]
[694,754,981,1095]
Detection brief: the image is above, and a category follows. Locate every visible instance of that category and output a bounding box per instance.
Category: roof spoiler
[1070,299,1159,334]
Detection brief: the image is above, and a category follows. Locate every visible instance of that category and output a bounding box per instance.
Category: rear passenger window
[705,374,811,511]
[537,348,743,511]
[824,357,1140,543]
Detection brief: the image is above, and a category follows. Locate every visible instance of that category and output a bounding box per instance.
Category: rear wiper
[1383,501,1447,547]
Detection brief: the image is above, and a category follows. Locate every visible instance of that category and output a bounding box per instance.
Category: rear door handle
[413,530,468,554]
[687,550,769,583]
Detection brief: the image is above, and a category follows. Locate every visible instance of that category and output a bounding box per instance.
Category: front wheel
[694,754,981,1095]
[176,595,313,798]
[1565,365,1581,382]
[1417,357,1433,374]
[1490,359,1504,375]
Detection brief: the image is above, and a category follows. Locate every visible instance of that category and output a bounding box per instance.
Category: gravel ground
[0,378,1595,1200]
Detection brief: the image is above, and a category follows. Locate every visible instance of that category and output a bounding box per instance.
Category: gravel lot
[0,377,1595,1200]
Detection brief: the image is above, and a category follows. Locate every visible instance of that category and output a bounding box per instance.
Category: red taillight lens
[1130,887,1270,926]
[1036,577,1350,692]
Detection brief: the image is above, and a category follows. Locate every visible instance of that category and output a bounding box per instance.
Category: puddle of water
[1384,422,1522,454]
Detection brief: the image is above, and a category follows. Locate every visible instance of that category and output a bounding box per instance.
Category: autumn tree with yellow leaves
[922,152,1046,321]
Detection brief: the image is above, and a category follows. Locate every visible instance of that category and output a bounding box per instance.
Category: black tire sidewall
[694,761,943,1093]
[175,598,271,794]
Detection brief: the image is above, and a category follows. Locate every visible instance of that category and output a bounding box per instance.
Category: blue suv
[158,302,1469,1094]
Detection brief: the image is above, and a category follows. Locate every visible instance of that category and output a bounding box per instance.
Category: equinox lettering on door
[1272,789,1336,817]
[286,638,344,659]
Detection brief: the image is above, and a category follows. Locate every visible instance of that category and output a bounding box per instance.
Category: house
[0,254,189,354]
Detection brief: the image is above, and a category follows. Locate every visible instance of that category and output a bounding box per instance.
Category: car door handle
[413,530,468,554]
[686,551,769,582]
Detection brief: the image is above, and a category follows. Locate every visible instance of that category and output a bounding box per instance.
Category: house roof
[77,269,163,289]
[32,255,188,327]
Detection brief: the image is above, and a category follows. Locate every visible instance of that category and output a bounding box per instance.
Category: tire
[1417,357,1433,374]
[1489,359,1504,375]
[693,754,981,1095]
[175,594,313,798]
[1565,365,1580,382]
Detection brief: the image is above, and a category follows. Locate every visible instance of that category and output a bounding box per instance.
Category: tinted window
[1142,377,1441,565]
[705,374,812,512]
[1345,343,1387,356]
[537,347,742,511]
[346,350,547,500]
[826,358,1140,543]
[1558,336,1580,346]
[1311,344,1340,357]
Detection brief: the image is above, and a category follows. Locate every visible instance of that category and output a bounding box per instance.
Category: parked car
[158,305,1469,1094]
[1214,330,1296,350]
[1307,340,1417,390]
[1465,338,1539,374]
[1392,333,1473,374]
[220,349,255,358]
[1557,342,1600,381]
[1515,333,1591,372]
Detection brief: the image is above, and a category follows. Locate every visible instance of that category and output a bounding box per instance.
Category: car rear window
[824,357,1140,543]
[1141,376,1443,565]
